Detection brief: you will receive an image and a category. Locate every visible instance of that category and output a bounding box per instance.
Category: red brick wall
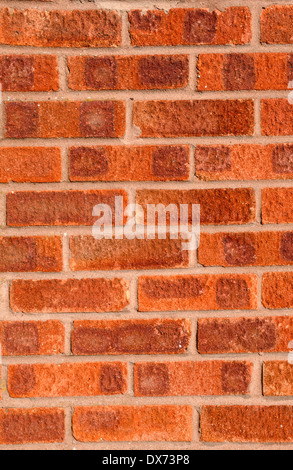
[0,0,293,450]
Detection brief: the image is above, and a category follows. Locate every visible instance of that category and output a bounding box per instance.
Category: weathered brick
[0,147,62,183]
[262,188,293,224]
[129,8,251,46]
[7,190,127,226]
[264,361,293,396]
[72,319,191,355]
[139,274,257,312]
[134,361,252,396]
[0,320,64,356]
[0,55,59,91]
[137,189,256,225]
[10,278,129,313]
[0,408,65,445]
[198,316,293,354]
[69,145,190,182]
[198,232,293,267]
[195,144,293,181]
[68,55,189,90]
[261,5,293,44]
[133,100,254,137]
[8,362,127,398]
[201,406,293,443]
[262,272,293,309]
[73,406,193,442]
[262,99,293,136]
[5,101,125,139]
[0,8,121,47]
[0,236,63,272]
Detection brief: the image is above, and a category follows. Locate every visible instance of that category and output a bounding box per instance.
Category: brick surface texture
[0,0,293,451]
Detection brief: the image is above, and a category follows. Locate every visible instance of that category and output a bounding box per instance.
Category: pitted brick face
[4,323,40,355]
[221,362,251,394]
[224,54,255,90]
[6,102,38,138]
[216,278,251,309]
[138,56,188,88]
[195,146,232,173]
[129,10,162,32]
[183,10,217,44]
[80,101,115,138]
[85,57,118,89]
[100,364,125,394]
[152,146,189,178]
[272,144,293,174]
[141,277,204,300]
[280,233,293,261]
[222,234,257,266]
[9,364,36,396]
[136,363,170,396]
[69,147,109,179]
[1,56,34,91]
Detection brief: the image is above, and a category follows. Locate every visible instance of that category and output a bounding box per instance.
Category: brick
[198,316,293,354]
[198,232,293,267]
[262,188,293,224]
[133,100,254,137]
[7,190,127,226]
[264,361,293,396]
[195,144,293,181]
[139,274,257,312]
[70,235,188,271]
[73,405,193,442]
[198,53,291,91]
[0,147,62,183]
[262,272,293,309]
[0,8,121,48]
[0,408,65,445]
[262,99,293,136]
[261,5,293,44]
[8,362,127,398]
[68,55,189,90]
[0,236,62,272]
[0,55,58,91]
[134,361,252,396]
[72,319,191,355]
[0,320,64,356]
[137,189,256,225]
[5,101,125,139]
[10,278,129,313]
[129,7,251,46]
[69,145,190,182]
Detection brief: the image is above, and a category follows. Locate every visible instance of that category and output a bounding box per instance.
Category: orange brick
[133,100,254,137]
[198,232,293,267]
[72,319,191,355]
[262,272,293,309]
[0,236,63,272]
[69,145,190,182]
[129,7,251,46]
[10,278,129,313]
[261,5,293,44]
[201,406,293,443]
[0,147,61,183]
[262,188,293,224]
[134,361,252,396]
[264,361,293,396]
[0,8,121,47]
[262,99,293,136]
[139,274,258,312]
[0,320,64,356]
[73,406,193,442]
[8,362,127,398]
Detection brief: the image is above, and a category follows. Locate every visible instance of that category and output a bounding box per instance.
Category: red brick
[137,189,256,225]
[195,144,293,181]
[69,145,190,182]
[0,55,59,91]
[73,405,193,442]
[129,8,251,46]
[134,361,252,396]
[10,278,129,313]
[72,319,191,355]
[0,320,64,356]
[0,236,62,272]
[262,272,293,309]
[133,100,254,137]
[261,5,293,44]
[8,362,127,398]
[139,274,257,312]
[70,235,188,271]
[198,316,293,354]
[262,99,293,136]
[262,188,293,224]
[68,55,189,90]
[0,8,121,47]
[201,406,293,443]
[5,101,125,139]
[263,361,293,396]
[198,53,290,91]
[0,147,61,183]
[198,232,293,267]
[6,190,127,226]
[0,408,65,445]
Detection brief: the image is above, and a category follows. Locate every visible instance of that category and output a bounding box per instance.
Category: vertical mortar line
[0,279,10,322]
[189,53,197,92]
[254,97,262,137]
[65,406,74,449]
[189,317,198,356]
[61,145,69,183]
[57,55,68,93]
[0,189,6,228]
[128,361,135,397]
[130,276,139,312]
[64,319,73,357]
[257,271,263,311]
[121,10,131,48]
[1,363,9,402]
[62,232,70,273]
[252,356,264,398]
[0,84,5,140]
[250,3,262,47]
[194,406,200,444]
